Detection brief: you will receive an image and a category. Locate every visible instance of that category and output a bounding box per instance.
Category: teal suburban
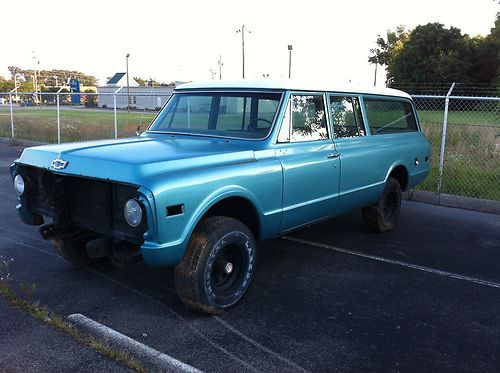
[11,80,430,313]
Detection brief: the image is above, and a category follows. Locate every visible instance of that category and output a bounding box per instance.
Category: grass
[0,106,156,143]
[417,113,499,200]
[0,280,146,372]
[1,106,498,201]
[0,250,145,372]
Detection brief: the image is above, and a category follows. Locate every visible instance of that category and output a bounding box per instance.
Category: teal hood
[16,135,257,186]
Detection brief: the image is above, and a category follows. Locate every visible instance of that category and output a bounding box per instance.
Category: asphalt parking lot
[1,141,499,372]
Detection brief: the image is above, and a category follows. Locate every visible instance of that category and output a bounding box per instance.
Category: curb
[404,189,500,215]
[68,313,203,373]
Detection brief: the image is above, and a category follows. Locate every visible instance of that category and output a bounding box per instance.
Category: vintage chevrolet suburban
[11,80,430,314]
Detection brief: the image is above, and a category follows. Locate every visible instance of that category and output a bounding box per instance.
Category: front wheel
[175,216,257,314]
[362,177,401,233]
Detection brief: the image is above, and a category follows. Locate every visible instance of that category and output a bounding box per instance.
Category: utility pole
[217,55,223,80]
[236,26,250,78]
[126,53,130,112]
[373,62,378,87]
[288,45,293,79]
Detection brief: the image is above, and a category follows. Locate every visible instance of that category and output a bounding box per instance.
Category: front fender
[140,186,263,267]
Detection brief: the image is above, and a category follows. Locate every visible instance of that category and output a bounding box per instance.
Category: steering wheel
[247,117,273,132]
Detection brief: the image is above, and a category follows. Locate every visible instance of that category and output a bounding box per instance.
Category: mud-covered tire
[175,216,257,315]
[51,233,96,266]
[362,177,401,233]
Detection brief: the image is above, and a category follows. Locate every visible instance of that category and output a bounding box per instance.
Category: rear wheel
[175,216,256,314]
[362,177,401,233]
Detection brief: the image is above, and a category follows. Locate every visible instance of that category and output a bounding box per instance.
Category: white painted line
[284,237,500,289]
[212,316,311,373]
[68,313,202,373]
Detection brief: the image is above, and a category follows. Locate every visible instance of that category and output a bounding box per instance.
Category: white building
[97,73,174,110]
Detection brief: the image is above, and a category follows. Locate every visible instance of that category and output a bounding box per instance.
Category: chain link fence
[1,89,499,201]
[0,92,170,143]
[414,93,499,201]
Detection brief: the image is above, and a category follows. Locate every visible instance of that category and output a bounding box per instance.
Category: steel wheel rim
[383,191,398,221]
[210,243,248,300]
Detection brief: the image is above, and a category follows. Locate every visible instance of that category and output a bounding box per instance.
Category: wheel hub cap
[224,262,234,275]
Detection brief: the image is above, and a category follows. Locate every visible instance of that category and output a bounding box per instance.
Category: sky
[1,0,498,87]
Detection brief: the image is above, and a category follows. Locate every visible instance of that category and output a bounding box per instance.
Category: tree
[488,13,500,88]
[8,66,97,88]
[368,26,408,83]
[0,76,15,92]
[371,17,500,90]
[133,77,172,86]
[368,25,408,66]
[389,23,473,86]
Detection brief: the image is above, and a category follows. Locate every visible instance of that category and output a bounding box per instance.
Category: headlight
[14,175,25,196]
[124,199,142,227]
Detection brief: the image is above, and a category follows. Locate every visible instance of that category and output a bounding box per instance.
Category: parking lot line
[284,237,500,289]
[68,313,202,373]
[118,267,311,373]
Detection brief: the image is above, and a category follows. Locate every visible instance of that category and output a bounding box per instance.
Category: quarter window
[289,95,328,142]
[364,99,418,135]
[329,96,365,138]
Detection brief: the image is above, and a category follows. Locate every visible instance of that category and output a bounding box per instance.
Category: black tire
[175,216,257,314]
[362,177,401,233]
[51,233,97,266]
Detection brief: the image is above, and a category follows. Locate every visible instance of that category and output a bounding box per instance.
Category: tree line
[369,14,499,94]
[0,67,98,93]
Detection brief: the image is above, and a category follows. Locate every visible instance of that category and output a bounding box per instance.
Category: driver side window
[278,94,328,143]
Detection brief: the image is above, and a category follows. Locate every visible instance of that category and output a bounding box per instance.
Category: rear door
[328,94,382,213]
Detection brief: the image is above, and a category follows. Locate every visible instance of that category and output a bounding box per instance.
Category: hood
[16,135,256,185]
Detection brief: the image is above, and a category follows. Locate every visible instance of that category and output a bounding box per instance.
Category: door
[276,93,340,231]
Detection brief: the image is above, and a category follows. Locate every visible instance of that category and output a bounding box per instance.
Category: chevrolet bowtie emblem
[51,159,69,170]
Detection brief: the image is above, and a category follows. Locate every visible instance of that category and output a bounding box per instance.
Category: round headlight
[14,175,25,196]
[124,199,142,227]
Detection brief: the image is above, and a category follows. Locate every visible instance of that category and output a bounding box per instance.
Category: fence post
[9,93,14,138]
[437,82,455,197]
[113,87,122,139]
[56,93,61,144]
[55,85,68,144]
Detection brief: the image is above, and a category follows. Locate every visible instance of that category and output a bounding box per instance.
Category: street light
[126,53,130,112]
[287,45,293,79]
[236,25,251,79]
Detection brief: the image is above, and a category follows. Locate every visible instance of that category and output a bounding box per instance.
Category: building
[97,73,174,110]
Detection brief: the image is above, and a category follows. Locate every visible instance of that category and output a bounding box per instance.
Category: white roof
[176,79,411,99]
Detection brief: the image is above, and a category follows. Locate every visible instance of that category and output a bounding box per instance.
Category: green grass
[1,106,498,201]
[417,113,499,200]
[0,280,146,372]
[418,109,499,128]
[0,107,156,143]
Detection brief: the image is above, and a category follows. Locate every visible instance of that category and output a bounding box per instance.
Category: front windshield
[148,91,283,139]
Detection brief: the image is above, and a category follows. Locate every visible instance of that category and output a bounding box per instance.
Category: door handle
[326,153,340,159]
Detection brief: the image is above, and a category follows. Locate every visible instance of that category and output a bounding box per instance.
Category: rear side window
[364,99,418,135]
[329,96,365,138]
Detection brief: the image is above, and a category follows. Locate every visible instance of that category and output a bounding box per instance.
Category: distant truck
[11,80,430,314]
